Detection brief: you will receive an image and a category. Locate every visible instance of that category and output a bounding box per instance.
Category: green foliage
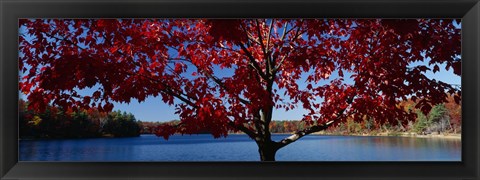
[19,105,102,138]
[323,103,456,136]
[346,119,362,134]
[413,104,451,134]
[19,100,141,139]
[428,104,449,123]
[413,110,429,134]
[364,118,374,131]
[103,111,141,137]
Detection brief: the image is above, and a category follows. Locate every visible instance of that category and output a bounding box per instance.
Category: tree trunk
[257,141,279,161]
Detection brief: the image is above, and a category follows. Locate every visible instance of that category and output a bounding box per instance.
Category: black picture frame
[1,0,479,179]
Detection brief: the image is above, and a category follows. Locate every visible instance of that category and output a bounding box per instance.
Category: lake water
[19,134,461,161]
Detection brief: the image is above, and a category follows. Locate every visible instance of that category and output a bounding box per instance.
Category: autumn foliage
[19,19,461,160]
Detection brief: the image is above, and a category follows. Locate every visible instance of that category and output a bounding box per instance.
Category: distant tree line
[144,96,461,135]
[139,121,178,134]
[20,100,142,139]
[20,95,461,138]
[324,96,461,135]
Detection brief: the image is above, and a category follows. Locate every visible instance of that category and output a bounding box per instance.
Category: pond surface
[19,134,461,161]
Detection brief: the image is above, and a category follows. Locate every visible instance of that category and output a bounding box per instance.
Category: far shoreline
[310,132,462,139]
[20,132,461,140]
[229,132,462,139]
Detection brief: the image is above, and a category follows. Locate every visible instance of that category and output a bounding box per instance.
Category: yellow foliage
[29,116,42,126]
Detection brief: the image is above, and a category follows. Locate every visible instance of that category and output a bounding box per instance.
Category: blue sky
[19,19,461,122]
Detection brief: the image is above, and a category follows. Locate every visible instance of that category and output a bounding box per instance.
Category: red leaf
[306,84,313,90]
[454,95,461,104]
[433,65,440,73]
[109,47,119,53]
[338,69,344,77]
[452,61,461,75]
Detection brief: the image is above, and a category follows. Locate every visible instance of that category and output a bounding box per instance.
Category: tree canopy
[19,19,461,160]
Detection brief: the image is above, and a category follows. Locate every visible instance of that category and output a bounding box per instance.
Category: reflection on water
[19,134,461,161]
[276,135,460,161]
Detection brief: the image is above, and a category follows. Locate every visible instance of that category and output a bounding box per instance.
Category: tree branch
[266,19,274,54]
[165,57,251,105]
[263,19,274,78]
[43,32,86,50]
[255,19,268,62]
[273,22,304,73]
[227,121,257,139]
[280,21,290,42]
[124,71,199,108]
[278,120,335,148]
[238,43,268,80]
[253,112,264,138]
[277,92,356,148]
[203,72,251,105]
[240,24,261,46]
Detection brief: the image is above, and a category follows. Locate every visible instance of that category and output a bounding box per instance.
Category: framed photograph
[1,0,479,179]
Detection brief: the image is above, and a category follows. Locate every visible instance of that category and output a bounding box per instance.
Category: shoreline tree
[19,19,461,161]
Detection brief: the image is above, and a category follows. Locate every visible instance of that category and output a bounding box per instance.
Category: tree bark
[257,141,280,161]
[277,120,334,149]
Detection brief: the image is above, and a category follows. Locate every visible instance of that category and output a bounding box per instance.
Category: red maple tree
[19,19,461,161]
